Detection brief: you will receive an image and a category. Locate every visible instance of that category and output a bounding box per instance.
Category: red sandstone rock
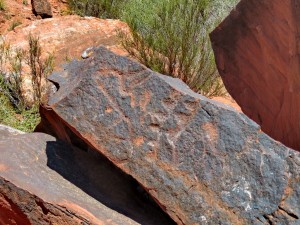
[0,0,68,34]
[3,15,128,70]
[211,96,241,112]
[0,134,136,225]
[0,0,35,34]
[210,0,300,151]
[0,129,175,225]
[2,15,128,104]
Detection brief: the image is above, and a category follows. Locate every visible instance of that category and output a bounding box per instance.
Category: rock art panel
[37,47,300,225]
[210,0,300,151]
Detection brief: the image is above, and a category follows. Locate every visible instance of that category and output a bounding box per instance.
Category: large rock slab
[37,47,300,224]
[0,131,175,225]
[210,0,300,151]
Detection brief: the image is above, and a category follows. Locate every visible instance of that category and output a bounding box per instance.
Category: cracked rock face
[210,0,300,152]
[37,47,300,224]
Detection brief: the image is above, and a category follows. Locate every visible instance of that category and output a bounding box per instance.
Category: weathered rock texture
[31,0,53,18]
[4,15,128,70]
[0,130,175,225]
[210,0,300,151]
[0,124,25,139]
[37,47,300,225]
[2,15,128,104]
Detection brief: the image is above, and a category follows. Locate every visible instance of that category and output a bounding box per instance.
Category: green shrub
[0,39,26,112]
[0,72,40,132]
[0,35,54,131]
[27,34,54,104]
[0,92,40,132]
[5,48,27,111]
[121,0,230,96]
[0,0,5,11]
[8,21,22,31]
[67,0,127,18]
[66,0,238,97]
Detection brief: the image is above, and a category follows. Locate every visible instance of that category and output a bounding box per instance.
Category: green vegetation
[0,36,54,132]
[8,20,22,31]
[0,94,40,132]
[22,0,28,6]
[0,0,5,11]
[67,0,238,97]
[27,35,54,104]
[122,0,223,96]
[67,0,127,18]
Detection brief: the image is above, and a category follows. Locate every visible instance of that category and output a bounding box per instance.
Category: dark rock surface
[31,0,53,18]
[210,0,300,151]
[0,131,176,225]
[37,47,300,225]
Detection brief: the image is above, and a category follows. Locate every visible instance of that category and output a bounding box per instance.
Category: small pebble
[81,47,93,59]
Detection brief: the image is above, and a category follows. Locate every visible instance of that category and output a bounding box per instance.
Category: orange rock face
[4,15,128,70]
[2,15,128,104]
[0,0,68,34]
[210,0,300,151]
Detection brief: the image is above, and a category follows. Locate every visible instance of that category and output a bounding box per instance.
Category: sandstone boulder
[4,15,128,70]
[37,47,300,225]
[0,129,175,225]
[210,0,300,151]
[32,0,53,18]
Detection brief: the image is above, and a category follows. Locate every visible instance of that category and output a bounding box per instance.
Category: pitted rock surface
[38,47,300,225]
[0,131,175,225]
[210,0,300,151]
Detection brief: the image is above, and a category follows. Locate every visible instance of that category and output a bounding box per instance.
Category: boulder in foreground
[0,129,175,225]
[210,0,300,151]
[37,47,300,225]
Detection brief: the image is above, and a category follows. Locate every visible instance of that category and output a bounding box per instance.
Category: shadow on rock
[45,140,176,225]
